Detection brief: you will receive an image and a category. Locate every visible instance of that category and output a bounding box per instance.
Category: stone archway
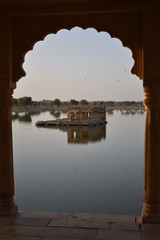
[11,12,143,84]
[0,0,160,223]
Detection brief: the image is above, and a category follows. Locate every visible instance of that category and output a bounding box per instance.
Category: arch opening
[12,27,144,215]
[14,27,143,101]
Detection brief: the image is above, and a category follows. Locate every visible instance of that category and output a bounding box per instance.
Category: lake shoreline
[12,105,145,113]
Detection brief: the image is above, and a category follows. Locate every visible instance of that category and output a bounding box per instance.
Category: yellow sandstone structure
[0,0,160,223]
[36,107,107,126]
[67,107,106,124]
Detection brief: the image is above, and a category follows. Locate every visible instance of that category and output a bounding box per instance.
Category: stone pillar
[71,112,74,120]
[85,112,88,119]
[0,88,17,216]
[82,112,85,120]
[89,112,92,120]
[76,112,79,120]
[142,85,160,223]
[67,111,71,120]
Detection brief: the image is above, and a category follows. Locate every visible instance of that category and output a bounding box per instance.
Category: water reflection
[12,113,18,121]
[12,109,145,124]
[50,110,61,118]
[120,109,145,115]
[12,112,32,122]
[106,110,114,115]
[12,110,144,214]
[60,125,106,144]
[29,111,41,116]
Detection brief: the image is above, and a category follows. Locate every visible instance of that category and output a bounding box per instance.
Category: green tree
[12,98,18,105]
[80,99,88,106]
[54,111,61,118]
[70,99,79,105]
[106,101,115,106]
[92,101,97,106]
[53,98,61,106]
[18,97,32,105]
[98,101,105,106]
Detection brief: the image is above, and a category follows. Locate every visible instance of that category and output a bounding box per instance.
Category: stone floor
[0,211,160,240]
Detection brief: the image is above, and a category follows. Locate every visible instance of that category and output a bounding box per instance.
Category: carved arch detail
[12,11,143,85]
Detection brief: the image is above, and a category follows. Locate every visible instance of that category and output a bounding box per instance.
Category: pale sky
[13,27,143,101]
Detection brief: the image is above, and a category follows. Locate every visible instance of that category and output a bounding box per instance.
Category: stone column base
[0,197,18,216]
[142,203,160,223]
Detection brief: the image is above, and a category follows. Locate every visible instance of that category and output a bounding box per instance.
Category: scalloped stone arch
[19,28,137,80]
[12,12,142,85]
[1,0,160,223]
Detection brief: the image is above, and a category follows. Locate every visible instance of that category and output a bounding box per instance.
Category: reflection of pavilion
[60,125,106,144]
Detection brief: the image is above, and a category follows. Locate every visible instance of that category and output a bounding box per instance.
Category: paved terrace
[0,211,160,240]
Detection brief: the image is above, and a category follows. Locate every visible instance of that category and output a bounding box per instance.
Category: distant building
[36,106,107,127]
[67,106,107,125]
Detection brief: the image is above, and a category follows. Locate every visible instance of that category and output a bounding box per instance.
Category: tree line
[13,97,89,106]
[12,97,144,108]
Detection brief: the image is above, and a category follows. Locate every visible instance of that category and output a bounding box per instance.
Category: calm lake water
[12,109,145,215]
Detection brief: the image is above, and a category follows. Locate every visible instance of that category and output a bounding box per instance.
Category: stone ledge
[2,212,158,240]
